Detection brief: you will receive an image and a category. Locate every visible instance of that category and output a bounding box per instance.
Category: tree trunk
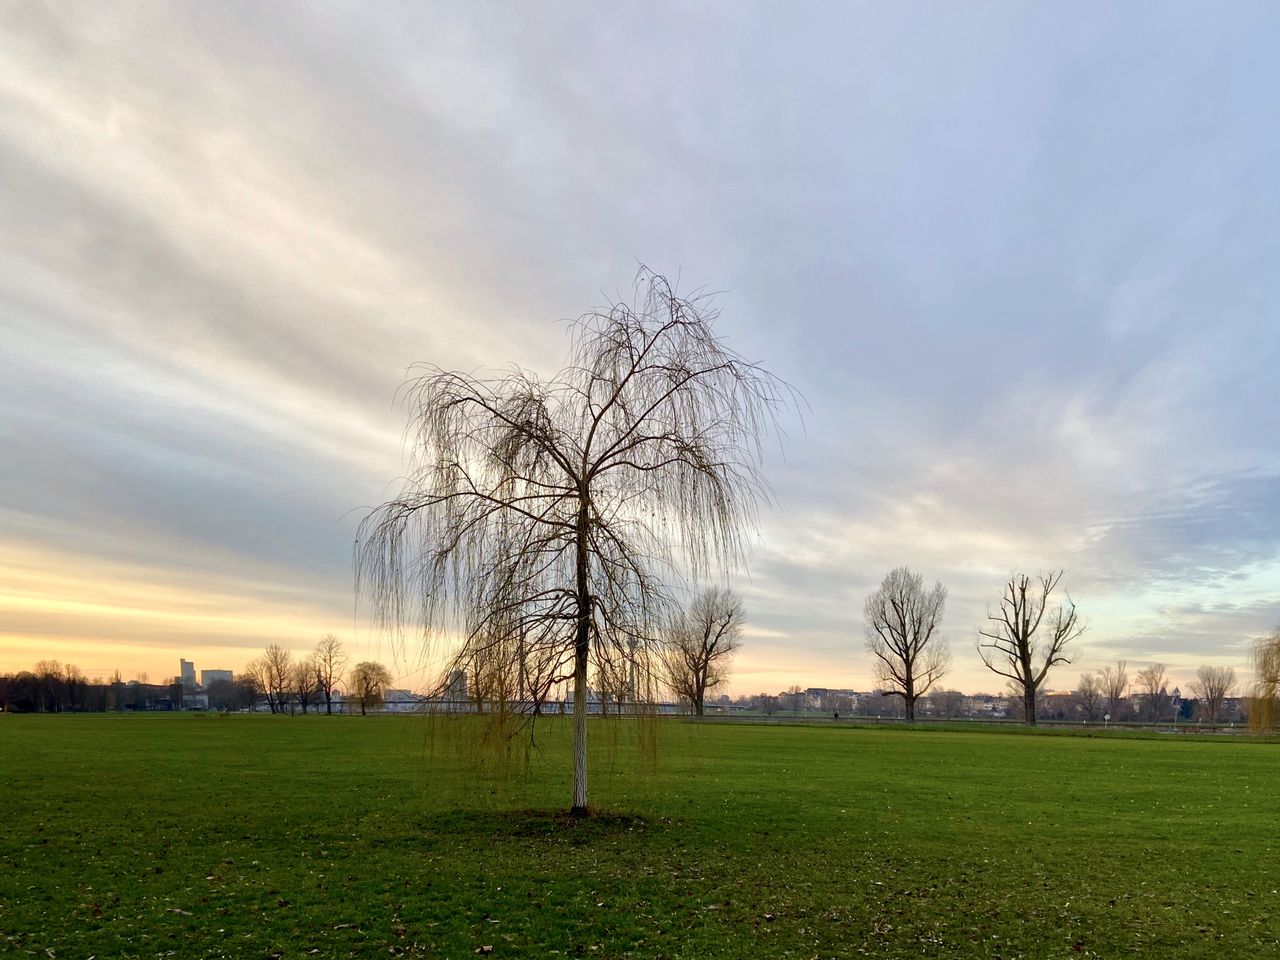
[694,698,704,717]
[571,504,590,816]
[1024,686,1037,726]
[572,642,588,814]
[905,695,915,721]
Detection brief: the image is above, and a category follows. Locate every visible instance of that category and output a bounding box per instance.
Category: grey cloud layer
[2,1,1278,686]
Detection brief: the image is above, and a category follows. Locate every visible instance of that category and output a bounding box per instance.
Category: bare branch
[863,567,949,721]
[661,586,745,716]
[355,269,796,811]
[975,570,1084,725]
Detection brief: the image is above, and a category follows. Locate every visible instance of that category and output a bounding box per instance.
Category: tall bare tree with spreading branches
[662,586,745,716]
[1135,662,1171,722]
[863,567,950,721]
[977,571,1083,726]
[291,657,319,714]
[241,658,270,713]
[1099,660,1128,719]
[356,270,793,814]
[262,644,293,715]
[1075,672,1104,721]
[312,634,348,715]
[1190,664,1236,725]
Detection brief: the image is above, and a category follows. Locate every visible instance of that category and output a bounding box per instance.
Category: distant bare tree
[1189,665,1237,725]
[34,659,63,713]
[356,270,793,813]
[756,693,779,717]
[827,692,855,715]
[4,671,39,711]
[1250,627,1279,732]
[291,658,321,714]
[595,639,651,715]
[108,670,126,711]
[977,571,1083,726]
[129,672,150,711]
[930,689,966,719]
[1135,663,1171,722]
[778,685,805,716]
[864,567,949,721]
[206,677,236,712]
[59,663,86,712]
[263,644,294,715]
[1002,679,1049,722]
[662,587,745,716]
[231,671,260,712]
[81,674,108,712]
[465,629,522,715]
[313,635,348,715]
[241,658,271,713]
[1075,672,1104,721]
[350,661,393,716]
[1099,661,1128,720]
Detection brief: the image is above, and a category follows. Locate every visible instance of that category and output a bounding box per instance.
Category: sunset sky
[3,2,1278,696]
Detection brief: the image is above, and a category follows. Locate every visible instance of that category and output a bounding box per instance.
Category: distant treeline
[0,640,389,716]
[0,660,259,713]
[730,684,1248,725]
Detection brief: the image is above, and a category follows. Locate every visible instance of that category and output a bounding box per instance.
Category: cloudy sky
[3,1,1278,695]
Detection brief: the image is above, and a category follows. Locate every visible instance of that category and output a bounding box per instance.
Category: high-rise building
[447,670,468,701]
[179,659,197,690]
[201,669,233,687]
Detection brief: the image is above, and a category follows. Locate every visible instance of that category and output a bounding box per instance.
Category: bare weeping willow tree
[1250,627,1280,732]
[357,269,793,813]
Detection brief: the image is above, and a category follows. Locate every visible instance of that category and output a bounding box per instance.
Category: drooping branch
[356,269,796,776]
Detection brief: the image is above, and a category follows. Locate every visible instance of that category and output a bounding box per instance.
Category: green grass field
[2,715,1278,958]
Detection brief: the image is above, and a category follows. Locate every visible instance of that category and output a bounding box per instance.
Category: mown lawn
[1,714,1277,958]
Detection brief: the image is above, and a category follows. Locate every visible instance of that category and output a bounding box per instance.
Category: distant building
[201,669,233,687]
[382,689,424,713]
[805,687,859,711]
[446,670,468,702]
[179,659,197,690]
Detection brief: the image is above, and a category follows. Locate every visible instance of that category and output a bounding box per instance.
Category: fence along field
[2,713,1278,958]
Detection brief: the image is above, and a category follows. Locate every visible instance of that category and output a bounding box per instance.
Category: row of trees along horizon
[3,610,1274,727]
[0,638,392,717]
[7,272,1278,812]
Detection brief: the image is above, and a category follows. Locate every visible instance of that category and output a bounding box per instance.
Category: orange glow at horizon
[0,538,442,689]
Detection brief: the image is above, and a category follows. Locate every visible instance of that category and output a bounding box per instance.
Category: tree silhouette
[662,587,744,716]
[863,567,949,721]
[977,571,1083,726]
[357,270,793,813]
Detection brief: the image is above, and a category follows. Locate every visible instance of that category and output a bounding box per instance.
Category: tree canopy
[357,270,794,811]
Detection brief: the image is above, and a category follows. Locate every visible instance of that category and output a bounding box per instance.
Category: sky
[2,1,1278,696]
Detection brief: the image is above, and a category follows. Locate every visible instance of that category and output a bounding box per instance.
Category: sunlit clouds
[2,2,1278,693]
